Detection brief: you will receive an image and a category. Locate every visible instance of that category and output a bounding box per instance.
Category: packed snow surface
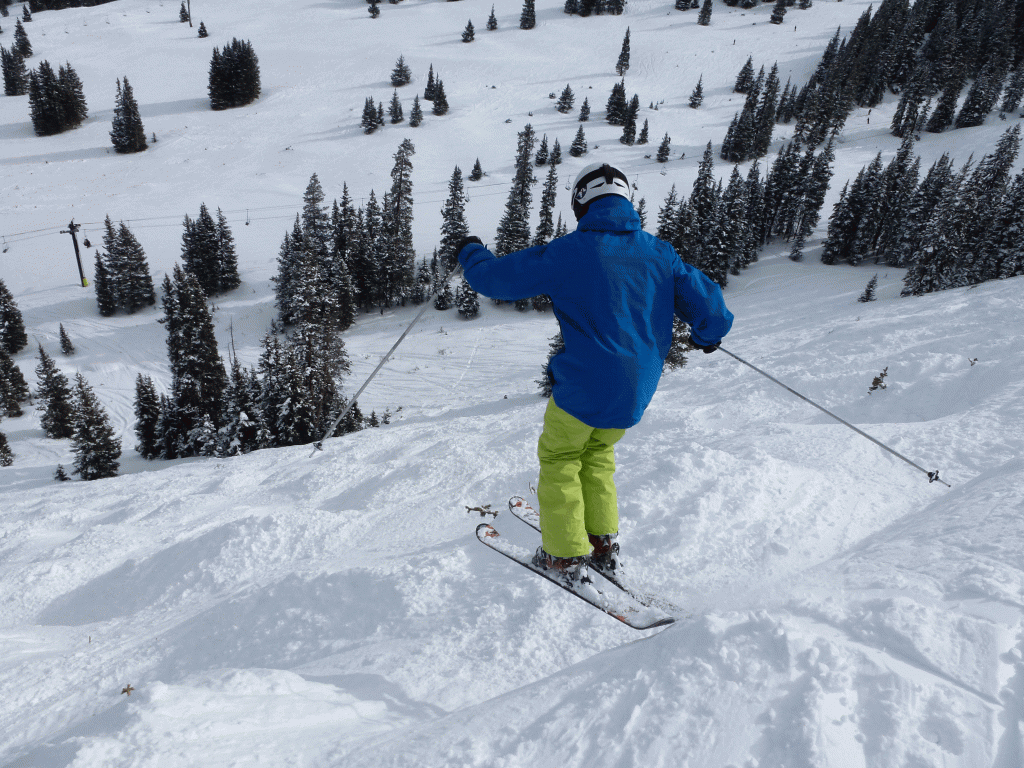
[2,0,1024,766]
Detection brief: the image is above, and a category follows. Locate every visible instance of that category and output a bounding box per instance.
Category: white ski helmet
[571,162,631,220]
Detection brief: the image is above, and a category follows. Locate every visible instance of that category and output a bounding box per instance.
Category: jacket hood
[576,195,641,233]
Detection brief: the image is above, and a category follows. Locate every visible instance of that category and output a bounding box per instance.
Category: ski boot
[588,533,622,581]
[532,547,592,588]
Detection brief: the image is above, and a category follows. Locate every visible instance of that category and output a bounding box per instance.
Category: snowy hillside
[3,0,1024,766]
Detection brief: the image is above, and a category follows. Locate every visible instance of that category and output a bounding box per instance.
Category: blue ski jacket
[458,195,734,429]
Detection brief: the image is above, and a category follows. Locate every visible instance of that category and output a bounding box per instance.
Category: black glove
[699,341,721,354]
[455,235,483,255]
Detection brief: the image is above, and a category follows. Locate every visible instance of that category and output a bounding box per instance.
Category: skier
[457,162,733,588]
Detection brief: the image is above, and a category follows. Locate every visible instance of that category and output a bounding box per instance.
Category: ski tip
[508,495,527,512]
[476,523,499,539]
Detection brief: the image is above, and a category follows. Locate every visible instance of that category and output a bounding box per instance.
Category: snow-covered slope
[3,0,1024,766]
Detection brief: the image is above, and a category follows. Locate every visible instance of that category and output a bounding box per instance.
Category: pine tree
[620,94,638,145]
[1,46,30,96]
[432,79,448,115]
[424,64,436,101]
[110,76,147,154]
[13,18,30,57]
[0,278,27,355]
[569,124,587,157]
[537,331,564,397]
[1001,66,1024,115]
[179,1,188,22]
[70,373,121,480]
[368,0,380,19]
[391,54,412,87]
[555,213,568,238]
[208,39,260,110]
[535,134,549,166]
[439,165,469,272]
[455,278,480,318]
[637,118,649,145]
[697,0,712,26]
[197,21,208,38]
[58,324,74,355]
[55,464,70,480]
[735,57,754,94]
[857,274,878,302]
[550,138,562,165]
[0,431,12,467]
[409,94,423,127]
[28,60,63,136]
[388,89,404,123]
[93,251,116,317]
[361,96,379,133]
[0,348,28,417]
[469,157,484,181]
[636,197,648,230]
[116,222,156,312]
[433,277,454,310]
[133,373,161,458]
[556,84,575,114]
[57,61,87,129]
[20,4,28,21]
[605,78,627,125]
[494,124,536,256]
[615,27,630,76]
[520,0,535,29]
[769,0,786,24]
[656,132,671,162]
[689,75,704,108]
[534,161,559,246]
[462,19,474,43]
[578,97,590,122]
[487,4,497,30]
[663,318,690,371]
[35,345,75,439]
[215,208,241,293]
[161,265,228,456]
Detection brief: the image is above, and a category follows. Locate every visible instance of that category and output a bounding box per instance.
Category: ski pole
[718,346,951,488]
[309,261,464,457]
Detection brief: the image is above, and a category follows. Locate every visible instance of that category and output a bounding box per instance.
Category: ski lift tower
[60,220,89,287]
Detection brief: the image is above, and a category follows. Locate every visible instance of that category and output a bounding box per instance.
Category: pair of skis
[476,497,676,630]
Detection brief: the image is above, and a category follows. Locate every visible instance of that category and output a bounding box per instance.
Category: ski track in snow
[3,0,1024,765]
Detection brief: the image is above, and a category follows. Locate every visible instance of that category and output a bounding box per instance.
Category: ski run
[3,0,1024,765]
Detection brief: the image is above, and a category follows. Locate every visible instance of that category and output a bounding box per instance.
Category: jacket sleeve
[672,252,734,347]
[457,242,562,302]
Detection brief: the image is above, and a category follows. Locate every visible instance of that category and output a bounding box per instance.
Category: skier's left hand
[456,235,483,256]
[699,341,721,354]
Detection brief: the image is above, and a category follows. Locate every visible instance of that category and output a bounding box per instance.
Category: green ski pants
[537,397,627,558]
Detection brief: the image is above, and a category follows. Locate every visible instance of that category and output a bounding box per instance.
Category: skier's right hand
[698,341,721,354]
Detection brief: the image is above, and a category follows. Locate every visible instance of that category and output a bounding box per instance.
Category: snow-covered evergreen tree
[409,94,423,126]
[520,0,535,29]
[487,5,497,30]
[0,278,27,355]
[656,133,671,162]
[0,348,28,417]
[432,79,449,115]
[578,97,590,122]
[0,430,12,467]
[110,76,147,153]
[858,274,878,303]
[1,45,29,96]
[537,331,564,397]
[494,124,536,256]
[390,54,412,87]
[462,19,474,43]
[689,75,704,108]
[439,166,469,272]
[556,84,575,114]
[208,39,260,110]
[388,89,404,123]
[569,124,587,157]
[70,373,121,480]
[697,0,712,26]
[615,27,630,76]
[133,373,161,459]
[455,278,480,318]
[35,345,74,439]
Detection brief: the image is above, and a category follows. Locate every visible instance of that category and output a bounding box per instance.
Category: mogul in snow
[458,162,734,588]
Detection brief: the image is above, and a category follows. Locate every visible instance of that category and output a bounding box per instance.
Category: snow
[3,0,1024,765]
